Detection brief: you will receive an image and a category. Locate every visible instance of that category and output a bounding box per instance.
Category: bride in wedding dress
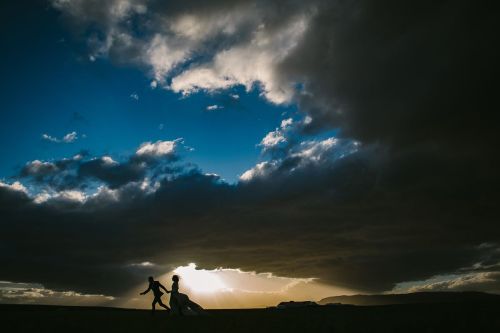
[168,275,205,315]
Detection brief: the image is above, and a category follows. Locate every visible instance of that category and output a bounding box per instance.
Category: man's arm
[140,284,151,295]
[159,282,170,293]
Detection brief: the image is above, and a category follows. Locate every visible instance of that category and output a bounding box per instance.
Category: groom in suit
[140,276,170,314]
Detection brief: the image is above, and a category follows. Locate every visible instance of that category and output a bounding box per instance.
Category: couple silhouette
[140,275,204,315]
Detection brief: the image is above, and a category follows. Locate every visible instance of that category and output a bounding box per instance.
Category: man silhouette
[140,276,170,314]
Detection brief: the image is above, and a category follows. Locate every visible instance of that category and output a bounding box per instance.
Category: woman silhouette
[168,275,204,315]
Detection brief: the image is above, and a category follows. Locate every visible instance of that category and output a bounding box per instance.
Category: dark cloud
[1,140,499,296]
[281,0,499,149]
[78,157,145,189]
[18,140,184,190]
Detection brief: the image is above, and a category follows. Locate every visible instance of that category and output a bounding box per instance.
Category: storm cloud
[1,137,499,296]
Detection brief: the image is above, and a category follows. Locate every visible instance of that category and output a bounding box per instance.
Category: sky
[0,0,499,309]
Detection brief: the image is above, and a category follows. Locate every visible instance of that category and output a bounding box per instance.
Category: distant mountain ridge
[319,291,500,306]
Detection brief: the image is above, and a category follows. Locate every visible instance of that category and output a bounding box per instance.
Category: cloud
[402,272,500,294]
[278,1,499,152]
[169,15,307,104]
[145,34,190,82]
[0,181,28,194]
[259,117,294,151]
[2,133,499,298]
[260,131,286,149]
[42,131,78,143]
[129,92,139,101]
[135,139,181,158]
[239,161,278,182]
[0,281,114,306]
[206,104,223,111]
[41,134,59,142]
[21,160,60,184]
[49,0,498,151]
[18,139,186,191]
[49,0,312,103]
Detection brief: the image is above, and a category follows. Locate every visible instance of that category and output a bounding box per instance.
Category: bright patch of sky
[119,263,353,309]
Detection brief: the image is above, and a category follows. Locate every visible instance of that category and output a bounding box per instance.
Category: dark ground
[1,302,499,333]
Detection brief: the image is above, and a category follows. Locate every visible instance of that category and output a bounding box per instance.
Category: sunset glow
[173,263,228,293]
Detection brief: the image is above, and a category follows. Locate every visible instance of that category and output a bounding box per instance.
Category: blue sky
[0,2,297,183]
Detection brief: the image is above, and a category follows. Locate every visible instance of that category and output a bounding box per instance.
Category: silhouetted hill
[319,291,500,306]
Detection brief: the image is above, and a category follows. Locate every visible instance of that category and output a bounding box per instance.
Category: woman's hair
[172,275,179,282]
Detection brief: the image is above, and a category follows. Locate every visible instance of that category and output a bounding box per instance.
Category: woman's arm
[159,282,170,293]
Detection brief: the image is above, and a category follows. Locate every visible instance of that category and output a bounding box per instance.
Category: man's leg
[157,298,170,311]
[151,299,158,314]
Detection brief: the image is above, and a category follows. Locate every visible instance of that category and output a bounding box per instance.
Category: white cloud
[168,7,255,42]
[280,118,293,129]
[303,115,313,125]
[243,134,360,182]
[177,16,307,103]
[0,181,28,194]
[34,191,52,204]
[206,104,223,111]
[170,67,234,94]
[170,17,307,104]
[395,272,500,294]
[101,156,118,165]
[0,280,114,305]
[145,34,190,82]
[62,131,78,143]
[259,118,293,150]
[240,161,278,182]
[24,160,58,175]
[41,134,59,143]
[57,190,87,203]
[32,189,88,204]
[42,131,78,143]
[135,139,181,158]
[51,0,147,26]
[88,185,121,203]
[291,138,338,162]
[128,261,156,268]
[50,1,312,105]
[260,130,286,149]
[129,92,139,101]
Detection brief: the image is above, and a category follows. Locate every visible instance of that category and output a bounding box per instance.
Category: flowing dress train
[169,281,204,315]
